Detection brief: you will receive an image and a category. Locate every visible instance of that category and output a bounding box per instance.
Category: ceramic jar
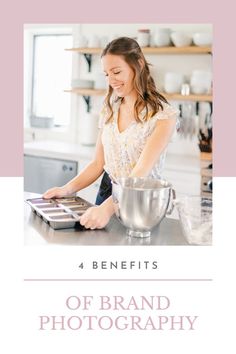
[80,112,99,146]
[137,29,150,47]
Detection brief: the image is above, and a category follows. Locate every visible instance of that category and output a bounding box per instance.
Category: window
[31,34,72,127]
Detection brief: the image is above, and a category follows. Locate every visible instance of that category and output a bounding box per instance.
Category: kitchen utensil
[26,196,92,229]
[198,135,212,152]
[198,142,211,153]
[199,102,211,133]
[190,102,198,139]
[181,102,195,139]
[171,32,192,47]
[207,179,213,191]
[177,104,184,138]
[112,177,175,238]
[193,32,212,47]
[191,104,199,139]
[175,196,212,245]
[197,101,213,152]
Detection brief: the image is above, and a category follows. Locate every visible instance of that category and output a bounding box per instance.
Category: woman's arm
[129,117,176,177]
[43,130,105,198]
[80,117,176,229]
[79,195,115,229]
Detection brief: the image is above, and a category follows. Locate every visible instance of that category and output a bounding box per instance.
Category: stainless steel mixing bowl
[112,177,175,238]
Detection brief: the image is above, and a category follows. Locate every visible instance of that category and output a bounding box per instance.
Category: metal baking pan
[26,196,92,229]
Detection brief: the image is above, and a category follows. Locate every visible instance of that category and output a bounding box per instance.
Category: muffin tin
[26,197,92,229]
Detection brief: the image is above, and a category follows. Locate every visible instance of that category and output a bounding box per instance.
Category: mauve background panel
[0,0,235,176]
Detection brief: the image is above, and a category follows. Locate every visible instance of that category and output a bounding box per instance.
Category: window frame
[24,24,79,142]
[30,32,72,127]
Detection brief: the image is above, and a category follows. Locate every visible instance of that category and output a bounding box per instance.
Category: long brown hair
[101,37,168,123]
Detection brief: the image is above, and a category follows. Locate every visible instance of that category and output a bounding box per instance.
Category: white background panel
[0,177,235,353]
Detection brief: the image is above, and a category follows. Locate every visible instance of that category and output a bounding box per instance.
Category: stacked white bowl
[193,32,212,47]
[190,70,212,94]
[171,32,192,47]
[164,72,184,93]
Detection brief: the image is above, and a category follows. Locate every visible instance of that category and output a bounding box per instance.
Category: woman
[43,37,178,229]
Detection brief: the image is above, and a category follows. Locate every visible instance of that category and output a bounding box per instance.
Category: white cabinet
[163,170,200,219]
[162,154,201,196]
[162,156,201,220]
[24,155,78,194]
[162,169,201,196]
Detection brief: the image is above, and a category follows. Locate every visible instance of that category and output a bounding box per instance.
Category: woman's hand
[80,203,113,229]
[43,186,70,199]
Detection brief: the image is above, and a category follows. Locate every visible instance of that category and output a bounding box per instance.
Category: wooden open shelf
[164,93,212,102]
[65,46,212,55]
[64,88,106,96]
[65,88,213,102]
[200,152,212,161]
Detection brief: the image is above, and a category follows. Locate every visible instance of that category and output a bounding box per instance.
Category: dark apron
[95,171,112,205]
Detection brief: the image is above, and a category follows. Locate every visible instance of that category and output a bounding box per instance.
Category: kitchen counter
[24,140,200,173]
[24,192,188,246]
[24,140,95,162]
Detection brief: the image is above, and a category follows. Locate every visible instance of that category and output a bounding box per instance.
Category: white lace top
[99,99,179,179]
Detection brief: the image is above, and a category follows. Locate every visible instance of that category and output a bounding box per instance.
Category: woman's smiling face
[102,54,135,97]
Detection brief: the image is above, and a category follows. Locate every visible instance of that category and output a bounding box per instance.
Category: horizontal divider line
[24,278,213,282]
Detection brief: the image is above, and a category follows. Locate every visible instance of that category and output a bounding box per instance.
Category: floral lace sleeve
[98,105,107,129]
[98,106,105,129]
[154,102,180,120]
[152,102,180,133]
